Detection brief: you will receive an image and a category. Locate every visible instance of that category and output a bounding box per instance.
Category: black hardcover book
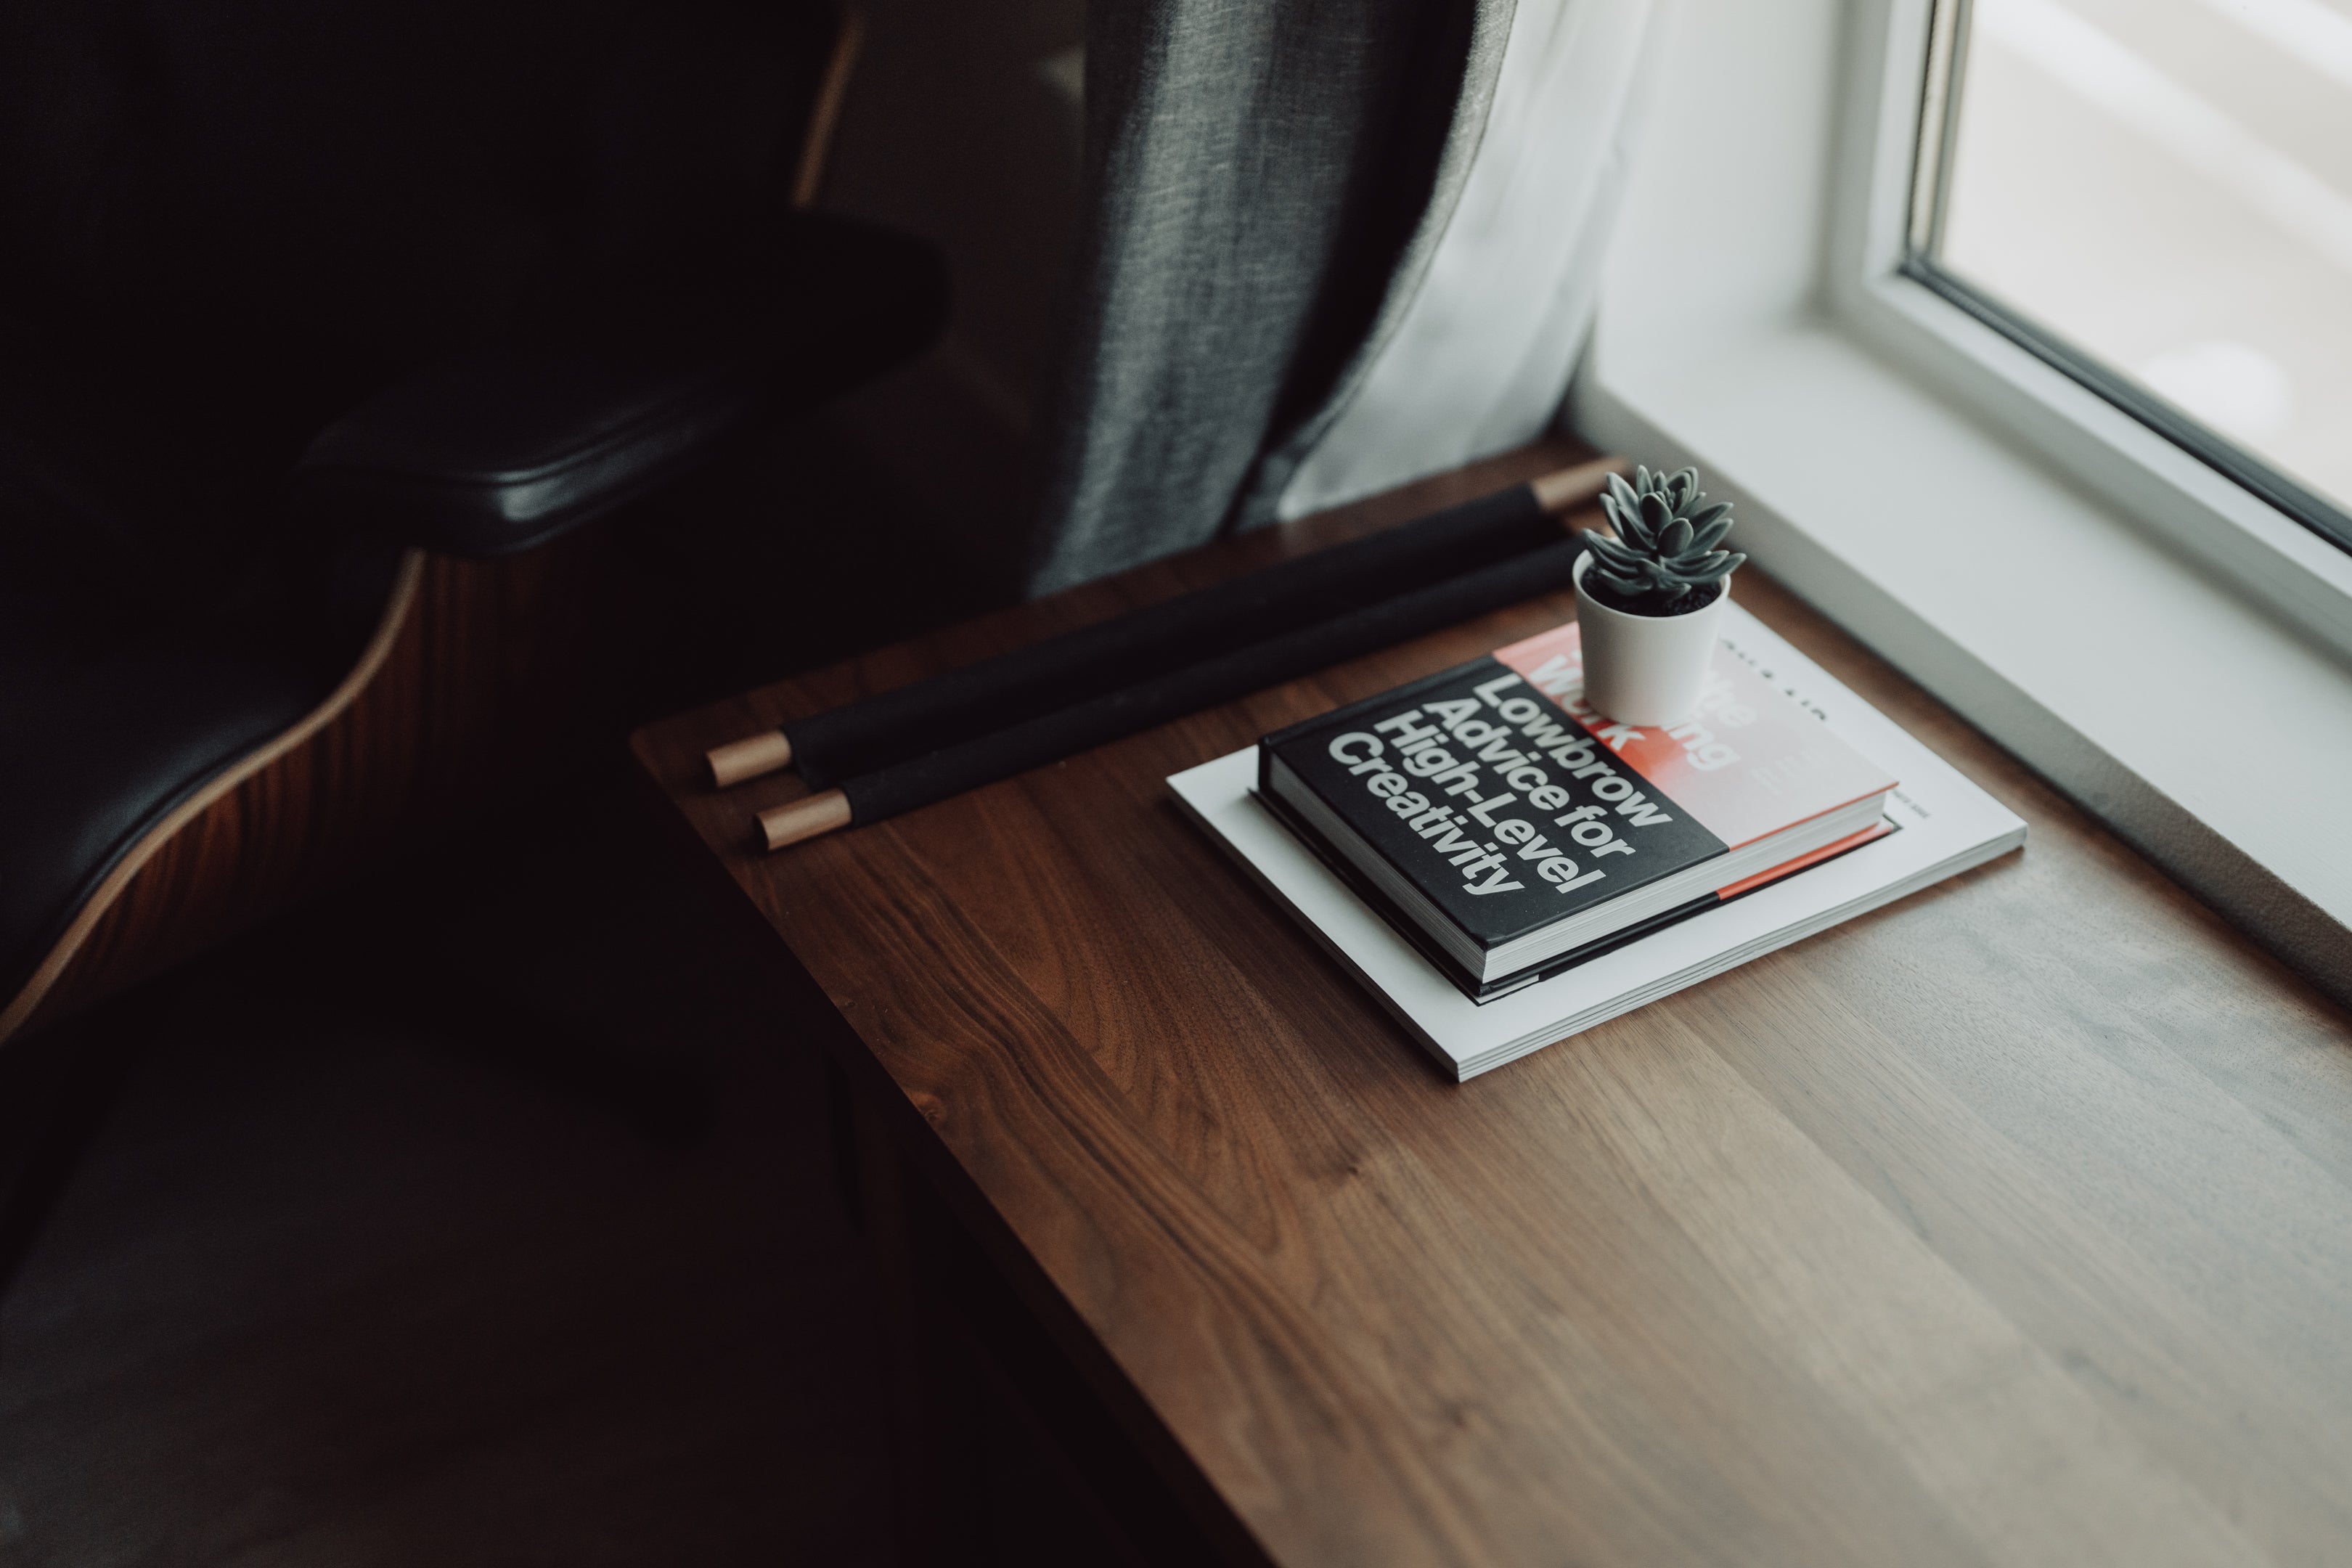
[1254,784,1894,1003]
[1257,621,1898,986]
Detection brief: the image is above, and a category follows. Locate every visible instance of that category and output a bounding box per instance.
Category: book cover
[1173,600,2028,1080]
[1257,782,1895,1002]
[1258,620,1898,957]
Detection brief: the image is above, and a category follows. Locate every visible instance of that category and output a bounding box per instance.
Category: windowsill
[1574,316,2352,991]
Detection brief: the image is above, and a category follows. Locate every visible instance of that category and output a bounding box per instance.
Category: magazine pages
[1169,602,2027,1080]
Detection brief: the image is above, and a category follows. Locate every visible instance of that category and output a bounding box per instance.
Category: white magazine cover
[1167,603,2028,1081]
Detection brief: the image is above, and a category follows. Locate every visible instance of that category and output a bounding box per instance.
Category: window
[1903,0,2352,555]
[1575,0,2352,989]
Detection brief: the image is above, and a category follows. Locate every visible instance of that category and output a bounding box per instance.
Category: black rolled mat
[785,483,1561,788]
[838,536,1590,825]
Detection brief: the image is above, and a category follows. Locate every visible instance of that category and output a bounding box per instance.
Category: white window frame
[1827,0,2352,663]
[1568,0,2352,989]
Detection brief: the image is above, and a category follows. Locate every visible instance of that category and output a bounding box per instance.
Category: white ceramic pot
[1573,552,1728,726]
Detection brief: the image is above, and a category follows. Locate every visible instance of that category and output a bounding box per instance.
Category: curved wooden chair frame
[0,6,865,1047]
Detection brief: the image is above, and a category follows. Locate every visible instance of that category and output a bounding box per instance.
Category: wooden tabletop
[632,444,2352,1568]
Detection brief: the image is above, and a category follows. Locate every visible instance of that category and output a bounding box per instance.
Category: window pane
[1923,0,2352,525]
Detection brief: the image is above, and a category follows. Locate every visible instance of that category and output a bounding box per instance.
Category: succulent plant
[1588,465,1746,608]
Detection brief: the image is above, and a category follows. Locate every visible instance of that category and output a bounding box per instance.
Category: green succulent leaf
[1618,505,1656,551]
[1584,464,1741,600]
[1584,533,1642,571]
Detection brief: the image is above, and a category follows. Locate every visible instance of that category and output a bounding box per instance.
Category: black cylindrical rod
[714,457,1619,790]
[765,536,1589,843]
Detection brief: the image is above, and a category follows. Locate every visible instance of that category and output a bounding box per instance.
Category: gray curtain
[1025,0,1519,593]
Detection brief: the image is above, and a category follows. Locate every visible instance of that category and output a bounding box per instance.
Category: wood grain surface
[632,441,2352,1568]
[13,540,601,1041]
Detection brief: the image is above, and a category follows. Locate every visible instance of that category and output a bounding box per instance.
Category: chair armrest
[291,352,755,558]
[291,210,948,558]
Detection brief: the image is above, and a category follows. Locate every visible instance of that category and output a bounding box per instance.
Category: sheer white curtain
[1026,0,1664,590]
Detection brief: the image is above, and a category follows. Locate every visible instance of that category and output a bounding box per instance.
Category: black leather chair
[0,0,948,1042]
